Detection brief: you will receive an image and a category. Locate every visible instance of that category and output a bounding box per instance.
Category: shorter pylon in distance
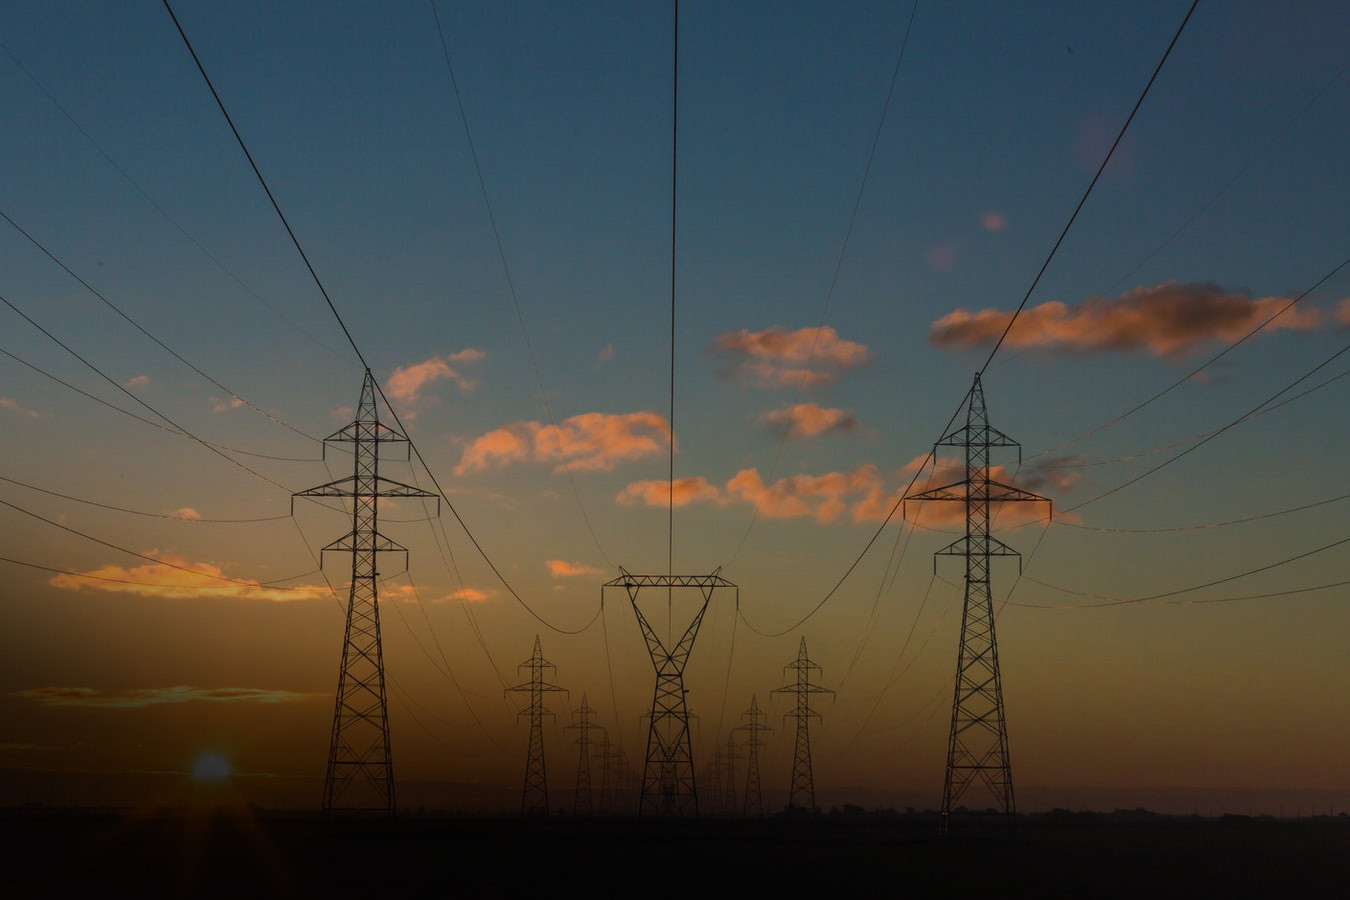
[735,695,772,817]
[506,635,566,815]
[772,637,833,814]
[566,693,602,815]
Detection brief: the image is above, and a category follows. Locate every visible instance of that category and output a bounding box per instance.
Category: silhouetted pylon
[905,372,1050,834]
[566,693,602,815]
[597,732,621,815]
[734,695,772,817]
[772,637,833,814]
[295,369,439,815]
[720,734,741,817]
[506,635,566,815]
[603,568,737,816]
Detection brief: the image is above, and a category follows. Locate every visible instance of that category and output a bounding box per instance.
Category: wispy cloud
[11,686,322,709]
[171,507,202,521]
[125,374,151,392]
[980,211,1008,232]
[931,283,1326,359]
[387,349,486,416]
[726,465,885,524]
[456,411,671,475]
[615,477,722,509]
[1,395,45,418]
[48,553,331,602]
[710,325,870,389]
[209,395,244,413]
[546,560,604,578]
[760,403,858,438]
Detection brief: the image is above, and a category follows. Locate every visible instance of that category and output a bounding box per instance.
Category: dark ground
[1,809,1345,897]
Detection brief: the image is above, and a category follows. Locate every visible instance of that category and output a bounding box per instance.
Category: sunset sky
[1,1,1346,815]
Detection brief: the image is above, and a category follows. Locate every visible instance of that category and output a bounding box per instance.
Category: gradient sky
[1,1,1346,814]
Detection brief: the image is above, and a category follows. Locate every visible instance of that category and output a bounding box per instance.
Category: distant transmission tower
[772,637,833,814]
[506,635,566,815]
[295,369,438,815]
[735,695,771,817]
[603,567,737,816]
[905,373,1050,833]
[720,734,741,817]
[597,732,619,815]
[566,693,601,815]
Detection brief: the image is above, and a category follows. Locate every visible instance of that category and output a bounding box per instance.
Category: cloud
[172,507,202,521]
[595,343,615,365]
[47,553,331,602]
[125,375,151,392]
[11,686,321,709]
[760,403,858,438]
[930,283,1325,360]
[387,350,486,414]
[546,560,605,578]
[1336,298,1350,326]
[926,243,958,273]
[980,211,1007,232]
[726,465,887,524]
[710,326,870,389]
[456,411,671,475]
[0,396,43,418]
[209,395,244,413]
[448,587,492,602]
[895,454,1063,529]
[615,476,722,509]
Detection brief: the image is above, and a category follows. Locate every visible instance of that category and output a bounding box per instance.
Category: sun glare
[191,755,230,780]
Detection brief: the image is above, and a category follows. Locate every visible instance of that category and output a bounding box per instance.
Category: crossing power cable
[425,0,614,569]
[163,0,601,637]
[723,0,920,570]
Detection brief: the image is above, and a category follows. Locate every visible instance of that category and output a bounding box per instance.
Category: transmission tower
[734,695,772,817]
[295,369,439,815]
[905,373,1050,833]
[772,637,833,814]
[597,732,620,815]
[566,693,602,815]
[720,734,741,817]
[603,568,737,816]
[506,635,566,815]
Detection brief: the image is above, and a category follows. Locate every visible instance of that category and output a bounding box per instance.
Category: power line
[724,0,920,569]
[978,0,1199,375]
[164,0,602,637]
[0,473,290,523]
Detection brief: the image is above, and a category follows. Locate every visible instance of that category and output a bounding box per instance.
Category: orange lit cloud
[11,686,321,708]
[726,465,885,524]
[125,374,151,392]
[209,395,244,413]
[546,560,605,578]
[1336,298,1350,326]
[710,326,870,388]
[456,411,671,475]
[1,395,43,418]
[760,403,858,438]
[931,283,1325,359]
[615,477,722,509]
[980,211,1007,232]
[387,349,486,414]
[48,554,331,602]
[172,507,202,520]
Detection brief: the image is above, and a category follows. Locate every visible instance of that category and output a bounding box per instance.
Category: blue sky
[0,1,1346,813]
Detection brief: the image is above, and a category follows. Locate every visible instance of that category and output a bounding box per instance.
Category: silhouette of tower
[295,369,438,815]
[905,373,1050,833]
[772,637,833,814]
[735,695,771,817]
[506,635,566,815]
[597,732,620,815]
[603,567,737,816]
[566,693,602,815]
[720,734,741,817]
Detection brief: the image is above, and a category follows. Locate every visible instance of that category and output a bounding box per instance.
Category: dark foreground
[1,809,1345,898]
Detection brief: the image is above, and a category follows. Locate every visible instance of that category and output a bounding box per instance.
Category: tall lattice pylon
[597,732,619,815]
[566,693,602,815]
[506,635,566,815]
[772,637,833,814]
[905,373,1050,834]
[603,568,737,816]
[719,734,741,817]
[295,369,438,815]
[734,695,771,817]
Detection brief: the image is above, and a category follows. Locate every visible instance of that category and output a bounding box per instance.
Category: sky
[0,0,1347,816]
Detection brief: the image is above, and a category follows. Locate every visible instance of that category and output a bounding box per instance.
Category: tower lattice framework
[905,373,1049,833]
[603,568,736,816]
[735,695,771,817]
[506,635,566,815]
[566,693,602,815]
[295,369,438,815]
[719,734,741,817]
[772,637,833,814]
